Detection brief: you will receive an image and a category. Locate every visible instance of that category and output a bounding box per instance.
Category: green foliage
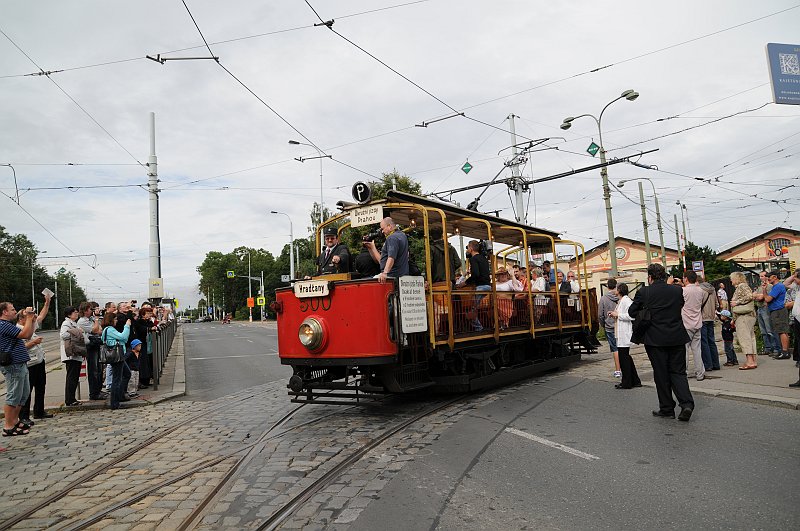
[0,225,86,329]
[196,246,284,318]
[669,242,729,281]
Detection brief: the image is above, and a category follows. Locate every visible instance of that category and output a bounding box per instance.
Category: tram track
[255,395,466,531]
[2,390,465,531]
[57,403,347,531]
[0,392,260,531]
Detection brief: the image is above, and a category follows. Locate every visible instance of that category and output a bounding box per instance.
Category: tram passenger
[353,242,380,278]
[429,226,461,286]
[459,240,491,331]
[493,266,523,328]
[365,217,409,283]
[557,271,572,294]
[316,227,350,276]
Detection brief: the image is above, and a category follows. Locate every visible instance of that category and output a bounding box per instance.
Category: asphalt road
[180,321,290,401]
[353,375,799,530]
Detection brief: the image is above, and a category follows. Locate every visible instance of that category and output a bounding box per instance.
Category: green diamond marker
[461,161,473,174]
[57,267,66,275]
[587,142,600,157]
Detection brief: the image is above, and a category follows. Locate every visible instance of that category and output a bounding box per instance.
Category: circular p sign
[351,181,372,204]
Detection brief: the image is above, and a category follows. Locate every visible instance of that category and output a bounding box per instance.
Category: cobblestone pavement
[1,366,563,530]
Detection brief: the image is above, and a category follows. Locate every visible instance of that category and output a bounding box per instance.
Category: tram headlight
[298,317,324,351]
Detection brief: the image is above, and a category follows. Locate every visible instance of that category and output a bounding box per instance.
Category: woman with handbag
[101,312,132,410]
[729,272,758,370]
[610,283,642,389]
[59,307,86,406]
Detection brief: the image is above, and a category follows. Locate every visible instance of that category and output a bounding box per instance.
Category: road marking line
[190,352,277,360]
[505,427,600,461]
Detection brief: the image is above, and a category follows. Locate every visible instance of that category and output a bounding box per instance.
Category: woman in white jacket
[610,283,641,389]
[59,306,86,406]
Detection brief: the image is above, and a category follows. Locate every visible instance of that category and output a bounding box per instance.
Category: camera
[363,229,382,242]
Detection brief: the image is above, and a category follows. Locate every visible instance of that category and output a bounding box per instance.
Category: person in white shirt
[493,266,522,328]
[18,294,51,423]
[610,283,641,389]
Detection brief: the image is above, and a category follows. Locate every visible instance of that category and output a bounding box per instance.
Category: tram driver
[316,227,350,276]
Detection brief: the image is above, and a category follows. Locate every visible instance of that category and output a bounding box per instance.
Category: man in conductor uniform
[629,263,695,421]
[316,227,350,275]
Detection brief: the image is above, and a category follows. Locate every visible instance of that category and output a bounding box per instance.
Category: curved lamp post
[560,89,639,277]
[271,211,295,280]
[288,140,328,224]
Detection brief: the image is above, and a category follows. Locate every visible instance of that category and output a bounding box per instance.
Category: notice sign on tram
[398,276,428,333]
[350,205,383,228]
[293,280,330,299]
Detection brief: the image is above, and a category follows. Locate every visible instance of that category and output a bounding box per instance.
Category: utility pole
[260,270,265,321]
[508,114,526,224]
[678,202,688,252]
[682,204,692,243]
[637,181,651,266]
[54,278,59,330]
[147,112,163,305]
[247,251,253,323]
[654,192,667,268]
[674,213,685,271]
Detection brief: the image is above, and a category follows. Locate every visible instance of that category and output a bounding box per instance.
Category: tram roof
[380,190,561,244]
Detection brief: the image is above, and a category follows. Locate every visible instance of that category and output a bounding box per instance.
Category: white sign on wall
[398,276,428,333]
[350,205,383,228]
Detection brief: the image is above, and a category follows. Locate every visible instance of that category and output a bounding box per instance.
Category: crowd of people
[1,295,174,442]
[600,264,800,421]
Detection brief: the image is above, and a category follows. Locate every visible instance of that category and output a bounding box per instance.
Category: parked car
[177,316,192,323]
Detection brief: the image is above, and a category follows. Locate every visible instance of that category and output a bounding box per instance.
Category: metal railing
[149,319,177,390]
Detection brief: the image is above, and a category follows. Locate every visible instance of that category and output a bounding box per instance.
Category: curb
[0,328,187,420]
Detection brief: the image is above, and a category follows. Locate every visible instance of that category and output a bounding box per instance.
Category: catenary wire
[0,27,145,166]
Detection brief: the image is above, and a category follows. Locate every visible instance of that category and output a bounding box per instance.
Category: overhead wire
[0,27,145,167]
[457,4,800,112]
[3,196,127,291]
[0,1,432,79]
[606,103,772,152]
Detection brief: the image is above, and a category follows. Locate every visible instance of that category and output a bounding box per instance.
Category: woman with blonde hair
[730,271,758,369]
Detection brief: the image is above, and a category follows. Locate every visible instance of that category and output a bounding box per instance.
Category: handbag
[99,329,124,364]
[0,338,16,366]
[64,329,87,358]
[630,287,651,345]
[731,301,755,315]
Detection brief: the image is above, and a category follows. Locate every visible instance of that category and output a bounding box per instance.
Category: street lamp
[618,178,666,268]
[243,250,252,323]
[288,140,330,224]
[271,211,295,280]
[560,89,639,277]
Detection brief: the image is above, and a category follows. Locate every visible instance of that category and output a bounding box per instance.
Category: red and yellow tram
[273,190,599,403]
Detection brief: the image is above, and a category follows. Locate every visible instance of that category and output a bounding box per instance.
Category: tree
[0,225,87,329]
[670,242,729,281]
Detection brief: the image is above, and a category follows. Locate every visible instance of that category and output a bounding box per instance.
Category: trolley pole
[637,181,651,266]
[508,114,526,224]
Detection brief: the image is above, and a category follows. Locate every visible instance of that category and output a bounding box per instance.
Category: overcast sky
[2,0,798,308]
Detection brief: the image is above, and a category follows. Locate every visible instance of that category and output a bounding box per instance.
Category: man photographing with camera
[365,216,409,284]
[1,302,37,437]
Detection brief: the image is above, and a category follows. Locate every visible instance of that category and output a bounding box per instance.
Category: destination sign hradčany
[293,280,330,298]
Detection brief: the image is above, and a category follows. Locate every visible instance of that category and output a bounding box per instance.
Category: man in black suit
[629,263,695,421]
[316,227,350,276]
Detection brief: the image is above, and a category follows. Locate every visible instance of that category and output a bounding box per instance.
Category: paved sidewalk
[0,326,186,418]
[567,338,800,410]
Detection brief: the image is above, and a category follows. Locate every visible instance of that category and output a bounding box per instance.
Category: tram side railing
[149,319,177,391]
[432,289,590,341]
